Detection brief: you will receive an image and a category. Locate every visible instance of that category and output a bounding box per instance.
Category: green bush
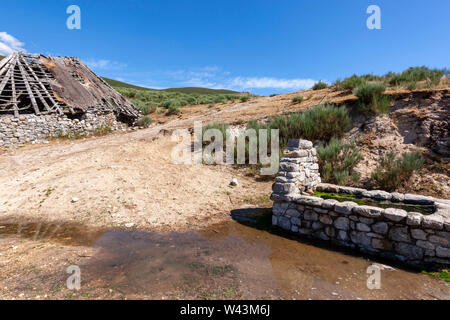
[292,96,304,103]
[167,104,181,115]
[388,66,444,87]
[353,83,390,113]
[340,75,367,90]
[353,83,386,105]
[312,81,328,90]
[317,138,363,185]
[371,151,424,191]
[200,122,229,144]
[248,104,351,149]
[240,96,251,102]
[136,116,152,128]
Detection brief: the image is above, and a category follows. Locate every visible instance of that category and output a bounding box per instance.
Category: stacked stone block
[0,110,126,146]
[271,140,450,268]
[272,139,321,196]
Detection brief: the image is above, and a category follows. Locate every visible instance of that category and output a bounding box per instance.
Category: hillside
[102,77,239,95]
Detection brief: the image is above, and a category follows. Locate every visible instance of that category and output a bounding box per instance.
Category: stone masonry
[271,139,450,268]
[272,139,321,195]
[0,111,126,146]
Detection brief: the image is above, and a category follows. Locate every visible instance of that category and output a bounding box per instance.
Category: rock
[229,178,238,186]
[325,226,336,237]
[272,202,289,215]
[334,201,358,215]
[350,231,371,247]
[278,217,291,230]
[422,215,444,230]
[406,212,423,227]
[291,217,301,226]
[337,230,348,241]
[272,182,297,194]
[383,208,407,222]
[303,210,319,221]
[322,199,338,209]
[353,205,383,218]
[291,225,299,233]
[436,246,450,258]
[272,215,278,225]
[124,223,135,228]
[287,139,312,149]
[334,217,350,231]
[411,229,428,240]
[372,238,393,251]
[416,240,435,250]
[285,208,300,217]
[71,197,79,203]
[389,227,411,243]
[404,194,434,205]
[394,243,424,260]
[428,235,449,247]
[370,190,392,201]
[356,223,371,232]
[319,214,333,225]
[390,192,405,202]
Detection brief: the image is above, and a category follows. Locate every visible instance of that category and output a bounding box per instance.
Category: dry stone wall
[271,139,450,268]
[0,110,126,146]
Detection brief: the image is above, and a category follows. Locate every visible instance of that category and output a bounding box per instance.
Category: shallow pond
[0,214,448,299]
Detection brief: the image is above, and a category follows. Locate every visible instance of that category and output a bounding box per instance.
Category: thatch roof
[0,52,140,123]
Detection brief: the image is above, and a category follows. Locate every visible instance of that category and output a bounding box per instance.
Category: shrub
[317,138,363,185]
[312,81,328,90]
[201,122,229,143]
[353,83,390,113]
[372,95,391,114]
[240,96,251,102]
[340,75,367,90]
[167,105,181,115]
[353,83,386,104]
[136,116,152,128]
[249,105,351,149]
[292,96,304,103]
[389,66,444,87]
[371,151,424,191]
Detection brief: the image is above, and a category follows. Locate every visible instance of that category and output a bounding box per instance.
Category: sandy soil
[0,84,449,300]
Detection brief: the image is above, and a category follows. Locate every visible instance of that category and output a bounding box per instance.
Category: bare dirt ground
[0,84,449,300]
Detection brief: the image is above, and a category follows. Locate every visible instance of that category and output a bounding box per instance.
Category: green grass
[335,66,446,91]
[292,96,304,103]
[312,81,328,90]
[421,269,450,282]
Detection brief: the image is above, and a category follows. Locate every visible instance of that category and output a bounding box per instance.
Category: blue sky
[1,0,449,95]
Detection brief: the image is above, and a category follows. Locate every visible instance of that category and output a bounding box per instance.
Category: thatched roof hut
[0,52,140,124]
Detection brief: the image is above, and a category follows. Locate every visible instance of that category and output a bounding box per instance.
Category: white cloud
[227,77,317,90]
[0,32,26,55]
[85,59,127,70]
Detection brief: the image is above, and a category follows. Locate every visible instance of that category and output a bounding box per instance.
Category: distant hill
[0,55,4,61]
[102,77,239,95]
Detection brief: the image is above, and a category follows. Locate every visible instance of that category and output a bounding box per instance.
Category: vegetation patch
[371,151,424,191]
[317,138,363,185]
[312,81,328,90]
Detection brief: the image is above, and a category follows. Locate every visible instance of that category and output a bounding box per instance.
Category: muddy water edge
[0,217,448,300]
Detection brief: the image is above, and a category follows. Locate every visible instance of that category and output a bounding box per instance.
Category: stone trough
[271,139,450,268]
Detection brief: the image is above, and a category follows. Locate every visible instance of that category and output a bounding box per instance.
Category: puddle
[314,192,435,215]
[1,216,449,299]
